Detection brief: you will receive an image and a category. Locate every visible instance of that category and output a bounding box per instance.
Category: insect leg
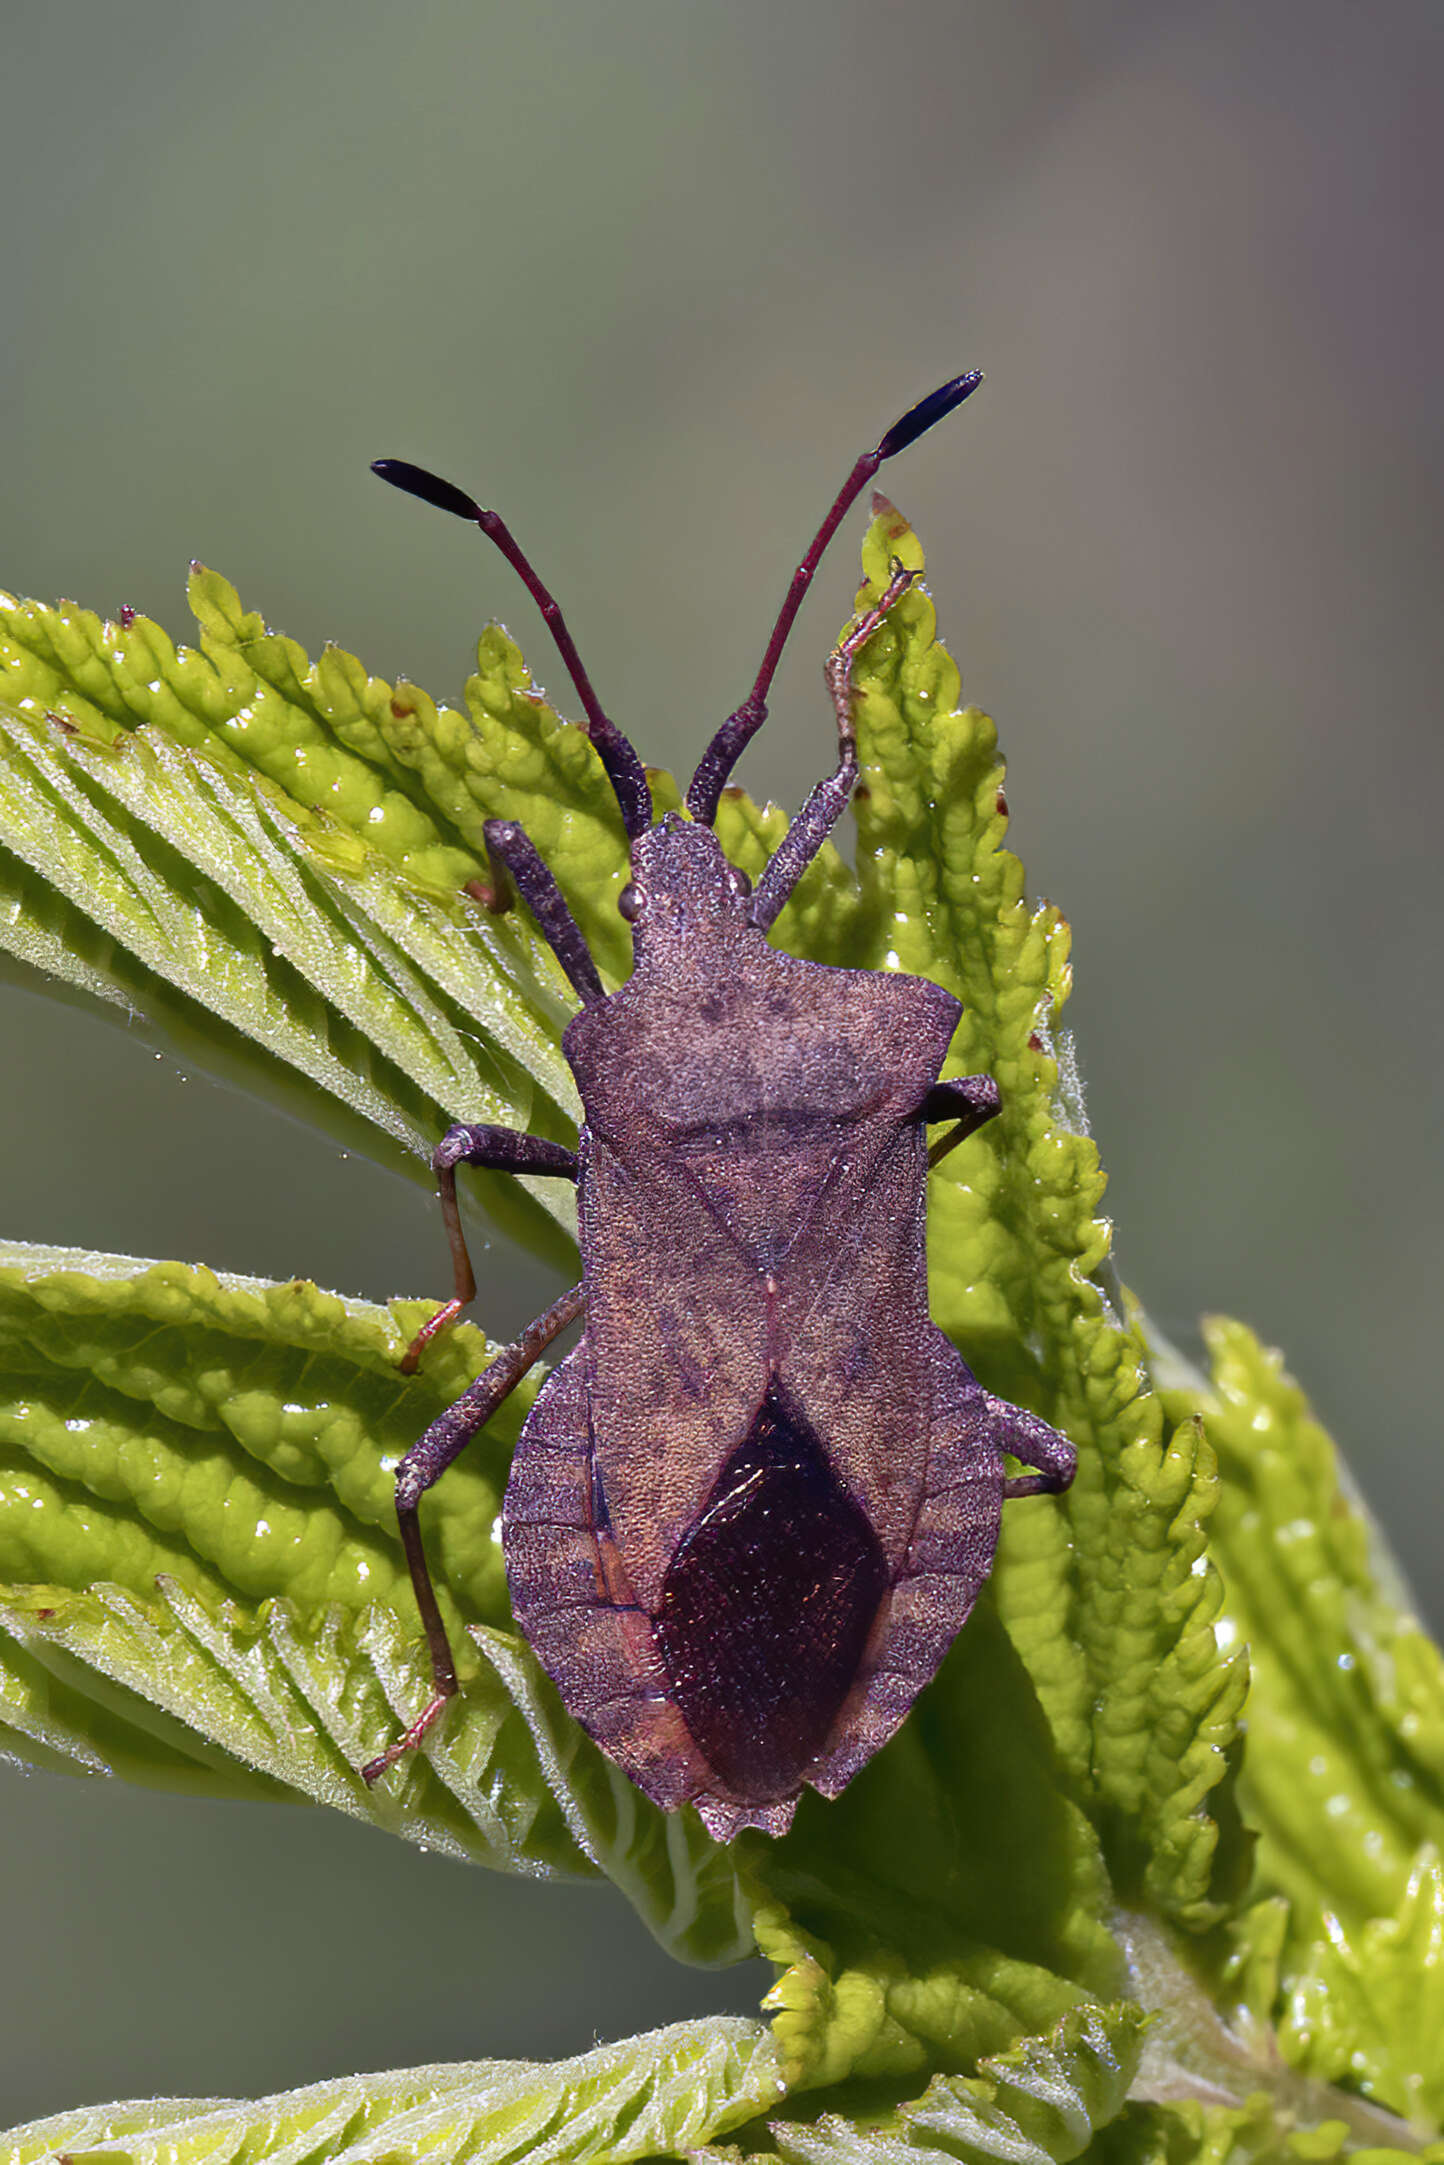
[747,561,917,933]
[400,1127,579,1374]
[478,817,605,1006]
[923,1075,1001,1166]
[362,1278,586,1785]
[986,1397,1078,1499]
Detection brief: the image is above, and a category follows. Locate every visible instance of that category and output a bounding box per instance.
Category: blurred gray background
[1,0,1439,2126]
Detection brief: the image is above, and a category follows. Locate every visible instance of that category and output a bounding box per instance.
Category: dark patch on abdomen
[655,1378,887,1801]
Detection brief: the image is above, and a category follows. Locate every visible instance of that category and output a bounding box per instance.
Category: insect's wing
[806,1321,1006,1801]
[502,1344,717,1814]
[776,1112,936,1570]
[575,1131,777,1613]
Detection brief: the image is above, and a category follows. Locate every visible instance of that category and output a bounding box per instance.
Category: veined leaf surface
[1,517,1438,2155]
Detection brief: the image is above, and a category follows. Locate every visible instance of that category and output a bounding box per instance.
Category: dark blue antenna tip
[371,459,481,523]
[876,371,984,460]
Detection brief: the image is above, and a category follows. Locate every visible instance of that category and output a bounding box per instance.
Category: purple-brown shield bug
[361,377,1076,1838]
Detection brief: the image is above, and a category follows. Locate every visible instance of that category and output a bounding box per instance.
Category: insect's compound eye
[725,865,752,901]
[618,881,645,922]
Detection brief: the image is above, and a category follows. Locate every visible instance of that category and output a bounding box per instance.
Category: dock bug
[362,376,1076,1838]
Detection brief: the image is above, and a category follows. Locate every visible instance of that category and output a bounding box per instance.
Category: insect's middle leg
[924,1085,1069,1485]
[402,1125,579,1373]
[362,1278,586,1785]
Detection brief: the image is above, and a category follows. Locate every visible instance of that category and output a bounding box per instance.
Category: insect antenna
[685,371,984,825]
[371,457,653,839]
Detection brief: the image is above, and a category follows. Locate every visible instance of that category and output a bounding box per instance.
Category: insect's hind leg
[987,1397,1077,1498]
[924,1075,1001,1167]
[402,1125,579,1373]
[362,1279,586,1785]
[748,560,917,934]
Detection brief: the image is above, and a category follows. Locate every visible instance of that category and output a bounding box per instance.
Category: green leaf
[698,2003,1145,2164]
[3,516,1438,2144]
[747,1599,1121,2090]
[0,1240,751,1967]
[1099,2095,1444,2165]
[729,509,1246,2092]
[1280,1849,1444,2127]
[0,2014,782,2163]
[1157,1318,1444,2122]
[1106,1909,1434,2154]
[0,579,607,1265]
[863,512,1246,1925]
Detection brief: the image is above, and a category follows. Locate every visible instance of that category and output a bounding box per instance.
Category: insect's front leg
[363,1278,587,1785]
[923,1074,1001,1166]
[480,816,605,1006]
[401,1125,579,1373]
[748,560,917,932]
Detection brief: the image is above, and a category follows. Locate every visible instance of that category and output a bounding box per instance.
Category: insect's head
[618,812,751,967]
[371,372,981,911]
